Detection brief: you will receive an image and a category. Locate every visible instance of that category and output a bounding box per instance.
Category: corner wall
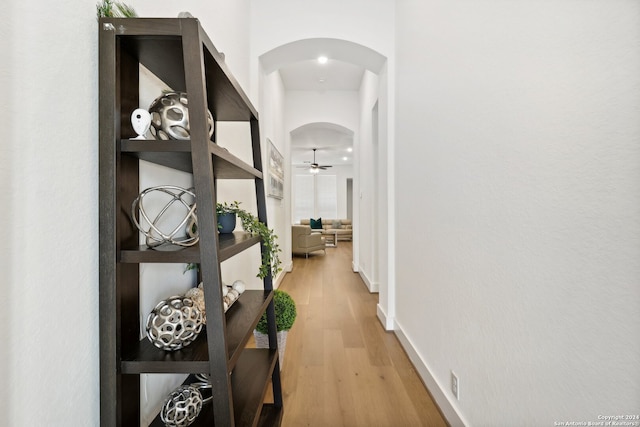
[358,70,381,292]
[260,69,292,276]
[395,1,640,425]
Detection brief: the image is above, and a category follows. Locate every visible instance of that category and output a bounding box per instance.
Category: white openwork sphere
[146,296,204,351]
[149,91,214,140]
[160,385,203,427]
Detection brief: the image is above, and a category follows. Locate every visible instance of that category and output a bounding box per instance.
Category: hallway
[276,243,448,426]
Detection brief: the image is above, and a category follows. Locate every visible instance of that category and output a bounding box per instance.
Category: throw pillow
[310,217,323,229]
[332,220,342,229]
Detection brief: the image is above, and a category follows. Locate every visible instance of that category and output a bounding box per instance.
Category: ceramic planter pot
[253,330,287,369]
[217,212,236,233]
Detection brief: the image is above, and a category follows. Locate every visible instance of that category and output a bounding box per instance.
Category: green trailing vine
[216,201,241,216]
[185,201,281,280]
[233,204,282,280]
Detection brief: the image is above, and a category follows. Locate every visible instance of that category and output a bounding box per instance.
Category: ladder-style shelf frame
[99,18,283,426]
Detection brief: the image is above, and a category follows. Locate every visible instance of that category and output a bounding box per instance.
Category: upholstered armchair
[291,225,326,257]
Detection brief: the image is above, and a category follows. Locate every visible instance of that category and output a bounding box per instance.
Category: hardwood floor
[275,242,448,427]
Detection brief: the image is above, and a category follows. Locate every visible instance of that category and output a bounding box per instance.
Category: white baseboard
[357,269,379,293]
[274,264,290,288]
[393,321,468,427]
[376,304,394,331]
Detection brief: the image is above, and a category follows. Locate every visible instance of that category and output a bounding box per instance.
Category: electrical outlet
[451,371,459,400]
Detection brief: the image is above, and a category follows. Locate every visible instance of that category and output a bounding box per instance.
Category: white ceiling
[290,123,354,167]
[279,59,365,92]
[279,57,362,168]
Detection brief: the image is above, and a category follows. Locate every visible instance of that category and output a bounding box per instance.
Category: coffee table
[323,230,337,247]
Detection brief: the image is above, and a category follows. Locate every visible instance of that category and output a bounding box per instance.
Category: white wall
[357,71,380,292]
[0,3,14,421]
[3,0,100,424]
[260,70,292,275]
[332,165,353,219]
[1,0,252,425]
[285,90,360,132]
[376,61,395,329]
[395,1,640,425]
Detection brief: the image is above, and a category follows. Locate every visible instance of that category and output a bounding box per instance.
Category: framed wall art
[267,139,284,199]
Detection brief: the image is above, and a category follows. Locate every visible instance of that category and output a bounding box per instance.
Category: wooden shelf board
[150,349,279,427]
[210,142,263,179]
[121,290,271,374]
[257,404,284,427]
[120,232,261,264]
[218,232,262,261]
[231,349,280,427]
[120,244,200,264]
[121,139,262,179]
[225,291,273,369]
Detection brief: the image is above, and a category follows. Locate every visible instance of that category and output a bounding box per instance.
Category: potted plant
[254,289,297,367]
[188,201,281,279]
[216,201,240,233]
[96,0,137,18]
[186,202,281,279]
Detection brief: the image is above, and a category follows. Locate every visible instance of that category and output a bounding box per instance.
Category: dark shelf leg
[182,19,234,426]
[251,117,284,412]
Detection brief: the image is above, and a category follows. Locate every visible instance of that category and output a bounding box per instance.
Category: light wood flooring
[274,242,448,427]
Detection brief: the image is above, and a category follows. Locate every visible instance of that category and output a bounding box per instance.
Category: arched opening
[257,37,394,330]
[290,122,354,225]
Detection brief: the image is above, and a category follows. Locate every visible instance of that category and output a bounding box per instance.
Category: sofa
[291,225,326,257]
[299,218,353,241]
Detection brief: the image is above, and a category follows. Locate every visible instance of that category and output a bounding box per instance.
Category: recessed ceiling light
[347,147,353,153]
[343,157,348,161]
[317,56,328,64]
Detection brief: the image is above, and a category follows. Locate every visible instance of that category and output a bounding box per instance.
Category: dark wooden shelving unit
[99,17,283,426]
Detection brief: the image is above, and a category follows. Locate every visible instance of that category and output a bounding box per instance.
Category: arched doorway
[256,37,395,330]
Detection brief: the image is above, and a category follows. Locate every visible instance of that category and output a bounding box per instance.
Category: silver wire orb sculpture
[191,374,213,404]
[149,91,214,140]
[146,296,204,351]
[160,385,203,427]
[131,186,198,249]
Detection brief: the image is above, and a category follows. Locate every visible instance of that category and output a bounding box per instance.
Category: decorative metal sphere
[149,92,214,140]
[191,373,213,404]
[160,385,203,427]
[131,185,198,249]
[146,296,203,351]
[186,216,198,239]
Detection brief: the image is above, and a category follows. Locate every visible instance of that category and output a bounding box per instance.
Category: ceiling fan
[298,148,332,173]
